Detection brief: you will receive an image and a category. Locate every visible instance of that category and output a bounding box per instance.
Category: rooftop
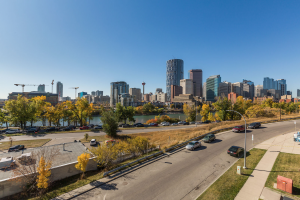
[0,142,88,181]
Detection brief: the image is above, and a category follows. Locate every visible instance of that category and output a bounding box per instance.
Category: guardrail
[103,117,300,177]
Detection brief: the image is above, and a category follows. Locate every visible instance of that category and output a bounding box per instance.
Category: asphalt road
[71,119,300,200]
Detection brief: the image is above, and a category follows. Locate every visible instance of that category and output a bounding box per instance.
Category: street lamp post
[226,110,247,169]
[195,101,197,127]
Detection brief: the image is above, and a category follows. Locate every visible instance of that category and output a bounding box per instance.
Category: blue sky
[1,0,300,99]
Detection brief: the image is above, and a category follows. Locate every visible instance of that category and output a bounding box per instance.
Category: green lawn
[0,139,51,150]
[198,148,267,200]
[265,152,300,198]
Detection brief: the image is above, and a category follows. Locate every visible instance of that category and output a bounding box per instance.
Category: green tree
[142,102,155,114]
[183,103,196,122]
[101,108,119,137]
[4,95,35,129]
[212,97,231,121]
[115,103,136,124]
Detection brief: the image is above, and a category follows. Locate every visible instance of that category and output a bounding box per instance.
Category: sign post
[252,134,254,147]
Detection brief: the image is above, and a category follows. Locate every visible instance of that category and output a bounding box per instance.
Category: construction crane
[51,80,54,93]
[69,87,79,99]
[14,84,49,93]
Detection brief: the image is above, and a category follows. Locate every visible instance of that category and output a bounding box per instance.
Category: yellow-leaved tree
[214,112,221,121]
[75,153,91,179]
[36,156,51,189]
[200,104,210,122]
[208,112,215,122]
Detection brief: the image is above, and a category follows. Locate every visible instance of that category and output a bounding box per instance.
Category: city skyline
[1,1,300,98]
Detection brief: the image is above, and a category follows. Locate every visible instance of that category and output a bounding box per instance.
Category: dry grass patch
[0,139,51,151]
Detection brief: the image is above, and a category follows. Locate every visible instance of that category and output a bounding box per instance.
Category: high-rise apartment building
[189,69,203,97]
[79,92,87,98]
[277,79,287,96]
[180,79,194,95]
[96,90,103,97]
[110,81,129,106]
[129,88,142,101]
[263,77,276,90]
[155,88,163,93]
[243,79,254,99]
[56,81,63,101]
[203,82,206,100]
[166,59,184,101]
[287,91,292,96]
[232,82,243,96]
[297,89,300,98]
[206,75,221,102]
[218,81,231,98]
[37,84,45,93]
[91,91,96,96]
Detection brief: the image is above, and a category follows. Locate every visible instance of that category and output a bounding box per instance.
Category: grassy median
[265,152,300,198]
[198,148,266,200]
[0,139,51,151]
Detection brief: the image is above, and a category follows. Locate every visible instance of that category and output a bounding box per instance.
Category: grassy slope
[0,139,51,150]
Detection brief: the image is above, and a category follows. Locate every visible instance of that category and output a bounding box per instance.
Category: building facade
[155,88,163,93]
[79,92,88,98]
[298,89,300,98]
[96,90,103,97]
[263,77,287,96]
[242,79,254,100]
[203,82,206,100]
[170,85,183,103]
[277,79,287,96]
[37,84,45,93]
[129,88,142,101]
[166,59,184,101]
[218,81,231,98]
[143,94,150,102]
[255,85,263,97]
[180,79,194,95]
[232,82,243,96]
[189,69,203,97]
[206,75,221,102]
[156,92,167,102]
[8,92,58,106]
[56,81,63,101]
[91,91,96,96]
[110,81,129,106]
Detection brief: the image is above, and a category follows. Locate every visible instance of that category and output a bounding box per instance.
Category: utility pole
[195,101,197,127]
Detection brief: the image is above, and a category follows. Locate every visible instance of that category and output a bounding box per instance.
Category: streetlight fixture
[226,110,247,169]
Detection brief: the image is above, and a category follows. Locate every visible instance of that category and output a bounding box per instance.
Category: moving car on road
[90,139,97,146]
[248,122,261,129]
[202,134,216,143]
[8,145,25,152]
[186,141,201,151]
[232,125,245,133]
[227,146,244,157]
[79,126,89,130]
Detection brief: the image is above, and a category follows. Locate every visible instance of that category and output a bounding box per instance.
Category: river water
[1,113,198,127]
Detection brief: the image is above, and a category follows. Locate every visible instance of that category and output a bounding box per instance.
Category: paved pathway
[235,131,299,200]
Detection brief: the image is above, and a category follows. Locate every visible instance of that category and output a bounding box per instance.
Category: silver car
[6,129,20,134]
[90,139,97,146]
[186,141,201,150]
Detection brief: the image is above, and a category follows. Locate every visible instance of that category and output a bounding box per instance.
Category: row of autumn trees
[0,95,94,129]
[183,96,300,122]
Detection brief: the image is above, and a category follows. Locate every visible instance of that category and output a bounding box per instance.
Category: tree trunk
[5,122,8,129]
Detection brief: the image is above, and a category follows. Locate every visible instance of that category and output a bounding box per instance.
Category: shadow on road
[209,139,222,144]
[193,146,207,151]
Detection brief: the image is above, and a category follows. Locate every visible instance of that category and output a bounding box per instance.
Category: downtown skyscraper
[56,81,63,101]
[166,59,184,101]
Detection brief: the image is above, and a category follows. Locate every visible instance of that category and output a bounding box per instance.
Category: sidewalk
[235,132,299,200]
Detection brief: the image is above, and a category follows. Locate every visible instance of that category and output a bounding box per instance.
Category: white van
[0,157,15,169]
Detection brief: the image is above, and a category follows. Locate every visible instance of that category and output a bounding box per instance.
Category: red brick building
[228,92,237,103]
[170,85,183,103]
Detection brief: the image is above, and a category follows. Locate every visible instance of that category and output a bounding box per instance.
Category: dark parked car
[63,127,72,131]
[26,128,38,133]
[8,145,25,152]
[227,146,244,157]
[232,125,245,133]
[87,124,94,128]
[202,134,216,143]
[183,121,190,125]
[0,129,12,133]
[45,127,57,132]
[122,124,131,128]
[68,125,76,130]
[94,125,103,129]
[134,123,144,127]
[201,120,211,124]
[248,122,261,129]
[118,124,126,127]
